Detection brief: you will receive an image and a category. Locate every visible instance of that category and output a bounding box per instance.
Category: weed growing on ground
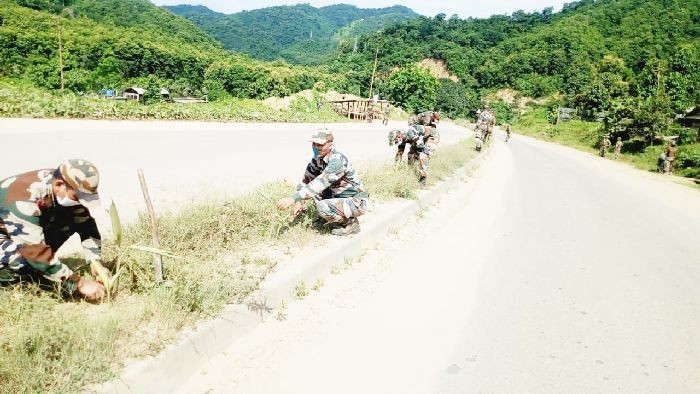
[276,300,288,321]
[293,281,309,300]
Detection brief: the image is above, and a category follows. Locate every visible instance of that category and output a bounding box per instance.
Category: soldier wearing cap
[600,134,611,157]
[0,159,106,301]
[664,140,678,174]
[276,129,369,236]
[614,137,623,159]
[388,124,440,186]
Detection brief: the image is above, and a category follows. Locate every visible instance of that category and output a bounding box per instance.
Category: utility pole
[56,16,65,93]
[655,59,663,95]
[368,38,380,99]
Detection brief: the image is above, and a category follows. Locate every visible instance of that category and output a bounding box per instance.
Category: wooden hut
[124,87,146,101]
[679,106,700,141]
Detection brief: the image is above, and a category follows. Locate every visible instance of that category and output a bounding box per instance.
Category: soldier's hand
[276,197,295,210]
[292,201,304,216]
[77,277,106,302]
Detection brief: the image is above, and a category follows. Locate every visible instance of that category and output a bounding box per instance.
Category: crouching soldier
[389,124,440,186]
[0,159,106,301]
[411,111,440,128]
[277,129,369,236]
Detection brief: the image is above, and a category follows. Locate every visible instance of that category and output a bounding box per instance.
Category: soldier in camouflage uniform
[382,104,391,126]
[664,140,678,175]
[0,159,106,301]
[388,124,440,186]
[599,134,611,157]
[277,129,369,236]
[614,137,623,159]
[411,111,440,128]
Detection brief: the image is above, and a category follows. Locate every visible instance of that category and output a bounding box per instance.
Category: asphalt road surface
[1,118,469,222]
[177,132,700,393]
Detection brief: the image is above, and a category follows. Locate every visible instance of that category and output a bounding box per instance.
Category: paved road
[178,133,700,393]
[1,118,469,221]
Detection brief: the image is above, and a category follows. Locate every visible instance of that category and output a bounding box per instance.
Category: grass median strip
[0,139,476,393]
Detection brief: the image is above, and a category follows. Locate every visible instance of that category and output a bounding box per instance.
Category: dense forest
[1,0,698,133]
[0,0,350,101]
[166,4,418,65]
[314,0,698,149]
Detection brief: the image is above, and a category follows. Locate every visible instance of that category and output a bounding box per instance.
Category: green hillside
[0,0,345,99]
[166,3,418,64]
[327,0,699,118]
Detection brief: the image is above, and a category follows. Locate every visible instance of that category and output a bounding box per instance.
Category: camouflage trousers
[314,195,368,223]
[664,157,675,174]
[396,139,437,178]
[0,236,26,272]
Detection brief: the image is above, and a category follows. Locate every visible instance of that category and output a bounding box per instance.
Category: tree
[384,65,438,113]
[435,79,478,118]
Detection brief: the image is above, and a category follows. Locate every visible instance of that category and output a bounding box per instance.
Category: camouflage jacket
[400,125,440,148]
[413,111,437,127]
[294,149,366,201]
[0,170,101,290]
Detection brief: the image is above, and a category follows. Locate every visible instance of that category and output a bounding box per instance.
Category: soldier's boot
[331,217,360,236]
[418,175,427,187]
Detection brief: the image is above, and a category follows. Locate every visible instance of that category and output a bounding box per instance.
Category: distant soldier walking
[664,140,678,175]
[614,137,623,159]
[277,129,368,236]
[382,103,391,126]
[599,134,611,157]
[505,124,512,142]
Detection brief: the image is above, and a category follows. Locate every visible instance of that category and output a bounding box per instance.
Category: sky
[151,1,569,19]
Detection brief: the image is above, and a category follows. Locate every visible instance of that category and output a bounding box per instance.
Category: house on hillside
[124,87,146,101]
[160,88,171,101]
[679,106,700,141]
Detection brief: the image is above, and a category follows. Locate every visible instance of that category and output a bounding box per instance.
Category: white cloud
[152,0,568,19]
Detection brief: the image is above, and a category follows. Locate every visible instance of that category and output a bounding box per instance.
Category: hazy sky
[152,1,569,19]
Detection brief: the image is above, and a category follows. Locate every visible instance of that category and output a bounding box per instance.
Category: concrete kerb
[95,145,490,394]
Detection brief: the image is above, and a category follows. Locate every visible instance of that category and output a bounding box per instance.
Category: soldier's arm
[72,206,102,264]
[294,155,346,201]
[2,213,79,291]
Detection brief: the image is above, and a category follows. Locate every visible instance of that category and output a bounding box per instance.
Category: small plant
[343,256,354,270]
[312,279,324,292]
[276,299,288,321]
[96,200,180,302]
[293,280,308,300]
[330,265,342,275]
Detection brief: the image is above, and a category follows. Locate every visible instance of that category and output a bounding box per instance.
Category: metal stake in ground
[137,168,164,284]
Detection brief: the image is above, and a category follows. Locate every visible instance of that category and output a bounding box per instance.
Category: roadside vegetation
[513,105,700,180]
[0,79,346,122]
[0,138,476,393]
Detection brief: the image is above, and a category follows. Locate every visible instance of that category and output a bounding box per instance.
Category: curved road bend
[177,131,700,393]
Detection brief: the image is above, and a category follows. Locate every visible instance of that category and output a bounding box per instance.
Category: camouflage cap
[58,159,101,212]
[310,129,334,144]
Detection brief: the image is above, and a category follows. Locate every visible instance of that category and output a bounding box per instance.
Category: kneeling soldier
[0,159,106,301]
[277,130,369,236]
